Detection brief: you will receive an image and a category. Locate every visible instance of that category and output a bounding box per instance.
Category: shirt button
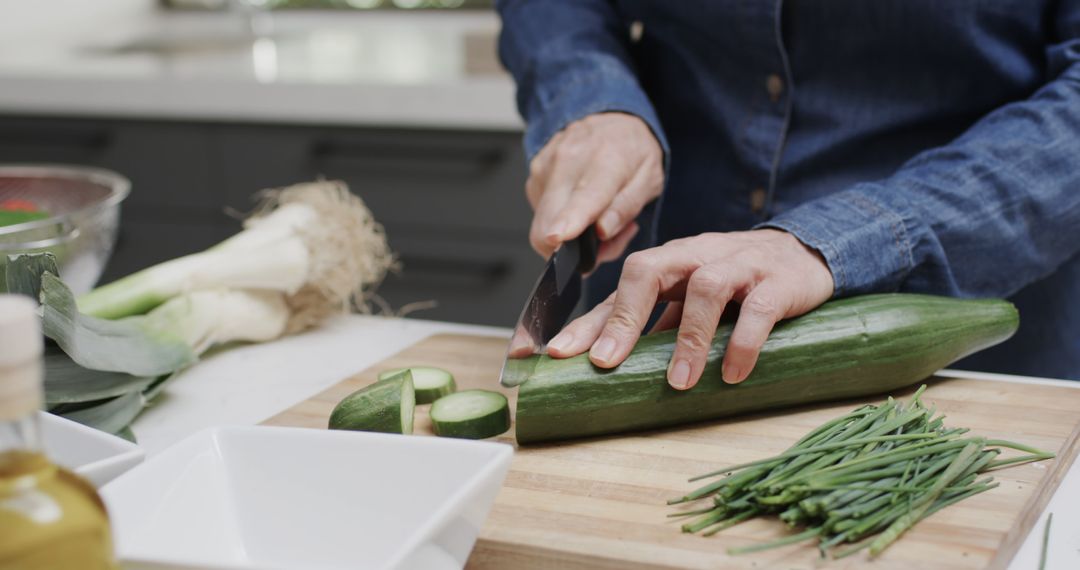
[750,187,767,214]
[629,21,644,43]
[766,74,784,102]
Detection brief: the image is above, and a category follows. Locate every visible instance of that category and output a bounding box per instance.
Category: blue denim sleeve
[760,3,1080,299]
[496,0,670,162]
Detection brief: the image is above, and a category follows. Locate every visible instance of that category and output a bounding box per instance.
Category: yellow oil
[0,450,115,570]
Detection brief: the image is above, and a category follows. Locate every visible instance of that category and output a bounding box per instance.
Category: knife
[498,226,600,387]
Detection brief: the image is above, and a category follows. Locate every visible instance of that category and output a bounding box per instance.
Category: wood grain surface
[263,333,1080,569]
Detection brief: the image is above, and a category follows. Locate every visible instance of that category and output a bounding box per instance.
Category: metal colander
[0,165,130,294]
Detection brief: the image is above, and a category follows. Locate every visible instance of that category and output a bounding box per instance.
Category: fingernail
[598,211,619,237]
[547,220,567,241]
[591,335,617,363]
[722,362,741,384]
[548,331,573,353]
[669,359,691,389]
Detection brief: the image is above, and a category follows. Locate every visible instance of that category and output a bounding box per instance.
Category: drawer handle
[397,255,512,285]
[0,128,113,151]
[309,140,504,178]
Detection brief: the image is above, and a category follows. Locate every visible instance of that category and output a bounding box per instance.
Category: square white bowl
[100,426,513,570]
[39,411,145,488]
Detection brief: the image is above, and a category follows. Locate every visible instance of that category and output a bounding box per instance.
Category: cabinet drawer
[216,125,532,234]
[106,219,541,328]
[378,232,542,327]
[99,123,217,212]
[103,215,236,283]
[0,116,115,163]
[0,116,218,215]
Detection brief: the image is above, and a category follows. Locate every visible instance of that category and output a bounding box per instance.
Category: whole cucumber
[515,294,1018,444]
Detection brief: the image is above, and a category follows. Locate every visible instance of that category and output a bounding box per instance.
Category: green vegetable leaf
[143,372,181,403]
[51,390,146,436]
[44,345,158,405]
[3,252,59,298]
[114,426,137,444]
[40,272,197,376]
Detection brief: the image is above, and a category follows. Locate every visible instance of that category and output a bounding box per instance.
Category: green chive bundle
[669,386,1055,559]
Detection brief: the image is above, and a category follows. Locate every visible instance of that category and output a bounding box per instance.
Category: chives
[1039,512,1053,570]
[670,385,1055,560]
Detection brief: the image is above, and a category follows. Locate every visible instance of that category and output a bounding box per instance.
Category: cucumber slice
[378,366,456,404]
[430,390,510,440]
[329,370,415,434]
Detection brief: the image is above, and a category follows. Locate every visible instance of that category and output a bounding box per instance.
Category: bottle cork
[0,295,44,421]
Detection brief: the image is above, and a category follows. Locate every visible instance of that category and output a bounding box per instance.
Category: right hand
[526,112,664,262]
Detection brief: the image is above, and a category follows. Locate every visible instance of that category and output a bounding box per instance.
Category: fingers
[722,282,789,384]
[668,264,748,390]
[589,249,688,369]
[594,222,640,267]
[596,159,663,240]
[547,294,615,358]
[507,323,538,358]
[524,132,558,210]
[529,176,574,257]
[528,142,588,258]
[525,114,664,259]
[649,301,683,333]
[552,162,629,244]
[528,185,572,258]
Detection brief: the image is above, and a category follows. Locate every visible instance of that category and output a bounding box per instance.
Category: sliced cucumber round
[329,370,415,434]
[378,366,456,405]
[430,390,510,440]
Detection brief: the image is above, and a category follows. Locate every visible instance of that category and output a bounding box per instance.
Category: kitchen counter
[0,0,521,130]
[130,314,1079,569]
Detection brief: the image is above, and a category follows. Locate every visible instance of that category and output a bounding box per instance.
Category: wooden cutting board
[263,333,1080,569]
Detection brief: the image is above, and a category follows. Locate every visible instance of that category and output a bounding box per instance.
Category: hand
[526,112,664,263]
[547,230,835,390]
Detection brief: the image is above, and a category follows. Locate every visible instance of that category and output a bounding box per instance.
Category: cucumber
[378,366,456,404]
[328,370,415,434]
[430,390,511,439]
[515,294,1019,444]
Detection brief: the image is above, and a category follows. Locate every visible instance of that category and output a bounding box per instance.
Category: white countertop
[128,314,1079,570]
[0,0,522,130]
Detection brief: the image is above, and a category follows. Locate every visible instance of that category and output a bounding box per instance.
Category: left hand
[546,229,835,390]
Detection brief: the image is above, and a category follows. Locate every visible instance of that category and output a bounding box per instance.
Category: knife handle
[576,225,600,274]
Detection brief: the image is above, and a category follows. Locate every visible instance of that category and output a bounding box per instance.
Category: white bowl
[100,426,513,570]
[39,411,145,488]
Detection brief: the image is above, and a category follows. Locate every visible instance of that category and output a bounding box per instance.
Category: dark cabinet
[0,115,535,326]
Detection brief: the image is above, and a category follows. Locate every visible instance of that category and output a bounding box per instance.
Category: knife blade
[499,226,599,387]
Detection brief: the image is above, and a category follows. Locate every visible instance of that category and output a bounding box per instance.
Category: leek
[5,179,396,439]
[77,180,395,324]
[40,271,197,376]
[44,346,156,405]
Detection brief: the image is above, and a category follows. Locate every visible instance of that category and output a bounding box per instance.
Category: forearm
[763,55,1080,299]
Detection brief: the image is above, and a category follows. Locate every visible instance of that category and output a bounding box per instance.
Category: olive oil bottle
[0,295,115,569]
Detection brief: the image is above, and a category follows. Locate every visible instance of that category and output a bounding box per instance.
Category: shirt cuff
[520,60,670,164]
[755,185,920,297]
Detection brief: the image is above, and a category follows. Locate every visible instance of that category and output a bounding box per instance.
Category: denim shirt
[497,0,1080,380]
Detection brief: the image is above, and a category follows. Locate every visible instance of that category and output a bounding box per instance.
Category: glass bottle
[0,294,115,569]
